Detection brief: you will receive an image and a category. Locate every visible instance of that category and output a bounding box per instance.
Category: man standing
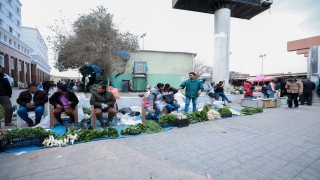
[178,72,204,112]
[285,76,303,109]
[300,77,316,106]
[268,80,276,98]
[90,85,117,127]
[0,65,14,127]
[49,84,79,124]
[17,83,48,127]
[42,79,51,95]
[280,79,288,97]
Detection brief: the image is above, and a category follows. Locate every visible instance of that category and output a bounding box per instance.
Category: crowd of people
[242,76,317,108]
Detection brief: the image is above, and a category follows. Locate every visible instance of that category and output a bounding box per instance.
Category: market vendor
[244,86,257,99]
[90,84,116,127]
[49,84,79,125]
[17,83,48,127]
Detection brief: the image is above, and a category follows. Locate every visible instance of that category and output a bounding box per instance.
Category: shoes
[35,121,40,126]
[27,121,34,127]
[286,107,292,109]
[227,101,232,103]
[223,104,226,106]
[292,106,298,108]
[5,122,16,127]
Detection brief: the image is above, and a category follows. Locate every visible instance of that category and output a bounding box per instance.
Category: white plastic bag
[35,116,50,129]
[213,101,225,109]
[120,113,141,125]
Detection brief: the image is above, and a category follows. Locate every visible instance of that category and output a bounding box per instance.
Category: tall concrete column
[212,8,231,89]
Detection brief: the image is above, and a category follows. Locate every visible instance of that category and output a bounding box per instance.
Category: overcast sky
[20,0,320,77]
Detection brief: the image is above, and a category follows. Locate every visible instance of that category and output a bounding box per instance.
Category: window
[18,33,20,39]
[0,3,3,11]
[4,35,7,42]
[10,59,14,70]
[18,62,21,71]
[9,12,13,20]
[9,26,13,33]
[0,19,2,26]
[0,55,4,67]
[9,39,12,45]
[8,0,12,6]
[14,41,16,47]
[18,44,20,50]
[16,20,20,27]
[16,7,20,15]
[24,63,27,72]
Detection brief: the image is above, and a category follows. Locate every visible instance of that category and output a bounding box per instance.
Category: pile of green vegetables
[0,105,5,120]
[4,126,55,139]
[121,120,164,135]
[56,127,119,142]
[240,107,263,115]
[159,114,176,124]
[185,104,211,124]
[217,106,233,117]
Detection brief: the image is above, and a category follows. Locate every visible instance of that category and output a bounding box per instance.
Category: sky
[20,0,320,77]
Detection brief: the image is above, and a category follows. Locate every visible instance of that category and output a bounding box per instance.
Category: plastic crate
[0,136,45,152]
[160,120,177,128]
[177,118,189,128]
[221,114,233,118]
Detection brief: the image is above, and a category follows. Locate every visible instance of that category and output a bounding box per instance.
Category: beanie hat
[57,84,68,92]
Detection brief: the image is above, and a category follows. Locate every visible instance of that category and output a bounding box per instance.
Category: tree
[47,6,139,75]
[193,58,210,78]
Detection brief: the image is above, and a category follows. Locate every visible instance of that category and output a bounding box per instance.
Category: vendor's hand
[197,90,201,95]
[299,92,302,95]
[26,103,33,108]
[56,104,62,109]
[150,108,156,113]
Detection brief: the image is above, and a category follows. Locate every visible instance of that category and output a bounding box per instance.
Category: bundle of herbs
[185,104,211,124]
[137,120,164,134]
[121,125,143,135]
[4,127,55,139]
[240,107,263,115]
[159,114,177,124]
[217,107,233,117]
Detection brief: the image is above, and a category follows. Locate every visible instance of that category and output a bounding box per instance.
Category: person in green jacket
[178,72,204,112]
[90,85,116,127]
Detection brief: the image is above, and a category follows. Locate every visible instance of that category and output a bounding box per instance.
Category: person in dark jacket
[0,65,14,127]
[300,77,316,106]
[90,85,116,127]
[280,79,288,97]
[17,83,48,127]
[214,81,232,105]
[163,83,180,113]
[42,79,51,95]
[261,82,270,99]
[49,84,79,124]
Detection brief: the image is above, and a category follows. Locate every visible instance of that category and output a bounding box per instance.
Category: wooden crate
[262,99,276,108]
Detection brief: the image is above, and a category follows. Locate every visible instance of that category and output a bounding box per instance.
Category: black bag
[163,94,174,104]
[118,107,132,115]
[209,92,219,100]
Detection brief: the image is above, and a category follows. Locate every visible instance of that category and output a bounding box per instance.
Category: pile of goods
[121,120,164,135]
[240,107,263,115]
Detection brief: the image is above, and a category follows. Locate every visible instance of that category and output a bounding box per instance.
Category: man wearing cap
[90,84,116,127]
[0,65,15,127]
[285,76,303,109]
[49,84,79,124]
[178,72,204,112]
[17,83,48,127]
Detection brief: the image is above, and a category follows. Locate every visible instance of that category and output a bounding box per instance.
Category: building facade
[0,0,50,86]
[21,26,51,83]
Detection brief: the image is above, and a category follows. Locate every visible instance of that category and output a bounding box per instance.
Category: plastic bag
[120,113,140,125]
[35,115,50,129]
[108,86,121,99]
[118,107,132,115]
[213,101,224,109]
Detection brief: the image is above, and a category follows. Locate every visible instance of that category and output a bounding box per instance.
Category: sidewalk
[0,88,319,179]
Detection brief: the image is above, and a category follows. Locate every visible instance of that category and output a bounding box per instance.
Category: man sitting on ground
[49,84,79,125]
[17,83,48,127]
[90,85,117,127]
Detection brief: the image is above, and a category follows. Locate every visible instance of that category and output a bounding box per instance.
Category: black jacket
[49,91,79,108]
[303,80,316,91]
[0,73,12,98]
[214,84,224,93]
[17,90,48,107]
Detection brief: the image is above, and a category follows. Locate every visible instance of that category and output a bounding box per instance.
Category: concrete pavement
[0,88,319,179]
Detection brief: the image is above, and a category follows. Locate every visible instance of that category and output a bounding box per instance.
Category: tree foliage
[47,6,139,74]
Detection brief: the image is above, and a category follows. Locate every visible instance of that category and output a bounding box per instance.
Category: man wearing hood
[147,83,165,121]
[49,84,79,124]
[0,65,14,127]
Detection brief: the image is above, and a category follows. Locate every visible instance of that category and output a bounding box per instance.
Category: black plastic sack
[129,111,140,117]
[118,107,132,115]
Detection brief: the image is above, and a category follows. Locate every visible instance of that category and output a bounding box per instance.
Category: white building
[21,26,51,82]
[0,0,50,85]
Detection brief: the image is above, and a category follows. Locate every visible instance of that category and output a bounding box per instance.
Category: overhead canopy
[247,74,274,82]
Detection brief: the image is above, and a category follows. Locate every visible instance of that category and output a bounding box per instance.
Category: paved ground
[0,88,319,179]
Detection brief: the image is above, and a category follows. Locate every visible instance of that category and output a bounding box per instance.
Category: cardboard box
[241,99,263,108]
[262,99,276,108]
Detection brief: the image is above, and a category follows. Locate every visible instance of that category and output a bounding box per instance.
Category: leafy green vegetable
[217,107,233,116]
[107,127,119,138]
[159,114,177,124]
[121,125,143,135]
[83,107,91,115]
[4,127,55,139]
[240,107,263,115]
[0,105,4,120]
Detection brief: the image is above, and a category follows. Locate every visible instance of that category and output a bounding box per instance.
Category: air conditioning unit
[261,0,273,5]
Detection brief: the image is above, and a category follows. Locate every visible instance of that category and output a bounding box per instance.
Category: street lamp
[140,33,147,50]
[259,54,266,74]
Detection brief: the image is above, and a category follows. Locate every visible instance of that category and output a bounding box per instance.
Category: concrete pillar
[212,8,231,89]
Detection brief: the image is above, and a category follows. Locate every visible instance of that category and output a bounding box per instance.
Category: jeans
[17,106,44,123]
[185,97,198,112]
[0,96,13,124]
[269,91,275,98]
[166,102,180,113]
[217,92,229,102]
[287,93,299,108]
[145,105,161,121]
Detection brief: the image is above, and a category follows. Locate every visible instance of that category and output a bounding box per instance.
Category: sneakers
[227,101,232,103]
[35,121,40,126]
[5,122,16,127]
